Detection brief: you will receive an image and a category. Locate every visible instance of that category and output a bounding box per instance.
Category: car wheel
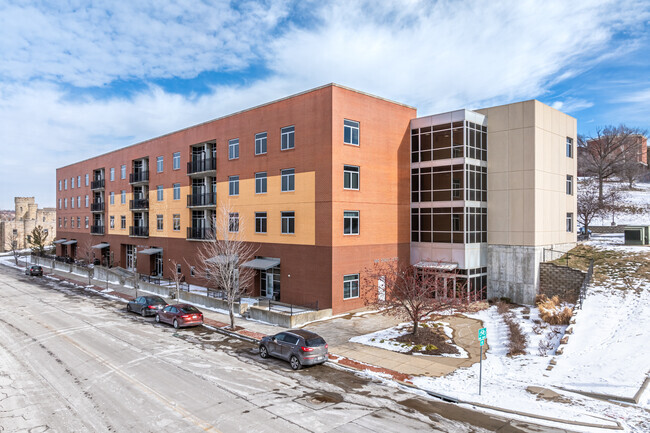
[155,314,160,323]
[290,355,301,371]
[126,304,131,312]
[140,308,147,317]
[259,345,269,359]
[173,319,179,329]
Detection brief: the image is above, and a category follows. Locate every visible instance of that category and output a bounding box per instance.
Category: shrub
[379,339,384,343]
[420,323,429,328]
[413,344,423,351]
[532,325,543,335]
[496,301,510,315]
[425,344,438,351]
[536,294,573,325]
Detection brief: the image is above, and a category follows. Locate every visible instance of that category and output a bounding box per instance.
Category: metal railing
[577,259,594,310]
[129,170,149,184]
[186,226,215,240]
[91,179,105,190]
[130,226,149,237]
[90,202,105,212]
[90,225,105,234]
[187,158,216,175]
[129,198,149,210]
[257,298,319,315]
[187,192,216,207]
[139,274,190,291]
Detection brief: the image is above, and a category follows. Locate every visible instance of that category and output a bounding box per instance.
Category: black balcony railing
[129,170,149,184]
[186,226,215,240]
[187,158,216,175]
[129,198,149,210]
[187,192,216,207]
[90,202,105,212]
[130,226,149,237]
[90,225,104,235]
[91,179,105,190]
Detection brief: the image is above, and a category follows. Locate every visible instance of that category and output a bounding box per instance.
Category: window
[566,212,573,232]
[85,195,89,207]
[70,218,74,229]
[255,132,267,155]
[566,175,573,195]
[121,215,126,229]
[157,214,163,231]
[344,211,359,235]
[452,214,461,231]
[63,217,67,228]
[71,177,75,188]
[85,174,89,186]
[176,264,182,274]
[173,214,180,231]
[281,169,295,192]
[229,138,239,159]
[85,216,89,228]
[110,167,115,181]
[281,211,295,234]
[255,212,267,233]
[255,172,267,194]
[344,119,360,145]
[77,217,81,228]
[157,185,163,201]
[58,180,62,191]
[58,199,61,209]
[157,156,163,172]
[109,191,114,205]
[110,216,115,229]
[77,175,81,187]
[173,152,180,170]
[121,165,126,179]
[229,176,239,196]
[64,178,67,190]
[77,196,81,207]
[173,183,180,200]
[566,137,573,158]
[190,266,195,277]
[64,198,67,209]
[59,217,62,228]
[229,212,239,232]
[121,190,126,204]
[343,274,359,299]
[343,165,359,190]
[281,126,295,150]
[71,197,74,208]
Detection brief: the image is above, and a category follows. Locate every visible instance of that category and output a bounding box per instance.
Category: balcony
[129,198,149,210]
[130,226,149,237]
[187,158,216,176]
[91,179,105,190]
[129,170,149,184]
[186,226,215,240]
[90,225,105,235]
[187,192,216,208]
[90,202,105,212]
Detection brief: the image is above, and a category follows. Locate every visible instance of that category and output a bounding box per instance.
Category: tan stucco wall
[478,100,577,247]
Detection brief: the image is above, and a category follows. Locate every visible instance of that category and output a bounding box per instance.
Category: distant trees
[578,125,647,200]
[362,260,476,336]
[577,179,625,233]
[8,229,19,266]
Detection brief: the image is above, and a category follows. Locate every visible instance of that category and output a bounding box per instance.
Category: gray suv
[259,329,328,370]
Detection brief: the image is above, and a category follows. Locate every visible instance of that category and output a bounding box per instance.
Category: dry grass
[496,301,527,356]
[535,294,573,325]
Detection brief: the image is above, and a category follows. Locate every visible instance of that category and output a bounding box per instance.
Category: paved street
[0,264,567,432]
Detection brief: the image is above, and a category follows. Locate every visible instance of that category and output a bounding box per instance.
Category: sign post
[478,327,486,395]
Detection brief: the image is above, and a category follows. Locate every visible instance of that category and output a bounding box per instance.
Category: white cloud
[0,0,649,209]
[550,98,594,113]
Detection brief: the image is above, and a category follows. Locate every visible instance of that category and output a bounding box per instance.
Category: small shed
[624,225,650,245]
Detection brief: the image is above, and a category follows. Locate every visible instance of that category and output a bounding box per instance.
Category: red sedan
[155,304,203,329]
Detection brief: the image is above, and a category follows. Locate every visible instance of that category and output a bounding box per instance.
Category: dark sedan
[127,296,168,317]
[25,265,43,276]
[155,304,203,329]
[259,329,328,370]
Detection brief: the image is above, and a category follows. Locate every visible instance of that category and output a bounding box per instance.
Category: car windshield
[180,306,200,314]
[305,337,326,347]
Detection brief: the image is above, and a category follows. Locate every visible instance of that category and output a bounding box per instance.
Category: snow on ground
[592,182,650,226]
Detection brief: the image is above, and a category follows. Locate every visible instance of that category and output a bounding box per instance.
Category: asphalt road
[0,264,568,432]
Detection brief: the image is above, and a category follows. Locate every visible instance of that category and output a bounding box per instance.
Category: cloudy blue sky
[0,0,649,209]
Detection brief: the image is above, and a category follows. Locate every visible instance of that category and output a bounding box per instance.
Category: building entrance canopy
[91,243,110,249]
[241,257,280,270]
[414,261,458,271]
[53,239,67,244]
[62,240,77,245]
[138,247,163,255]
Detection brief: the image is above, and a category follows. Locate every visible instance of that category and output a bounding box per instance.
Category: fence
[257,298,319,316]
[577,259,594,310]
[139,274,189,291]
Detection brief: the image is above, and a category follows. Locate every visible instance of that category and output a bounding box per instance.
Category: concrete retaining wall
[539,263,586,303]
[589,225,626,234]
[249,306,332,328]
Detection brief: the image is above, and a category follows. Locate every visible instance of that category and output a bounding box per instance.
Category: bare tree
[578,125,647,202]
[362,260,477,336]
[8,229,19,266]
[195,203,257,330]
[169,259,184,301]
[618,157,647,189]
[28,225,49,256]
[577,180,605,234]
[78,238,95,285]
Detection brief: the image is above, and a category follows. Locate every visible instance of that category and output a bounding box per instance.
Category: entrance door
[126,245,134,270]
[154,253,163,276]
[265,272,274,299]
[378,276,386,301]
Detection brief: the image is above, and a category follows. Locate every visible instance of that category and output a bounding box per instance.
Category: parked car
[127,296,168,317]
[25,265,43,276]
[259,329,328,370]
[155,304,203,329]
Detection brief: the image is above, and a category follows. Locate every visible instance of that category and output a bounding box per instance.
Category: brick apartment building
[55,84,577,313]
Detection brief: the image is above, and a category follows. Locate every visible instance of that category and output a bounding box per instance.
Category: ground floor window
[260,266,281,300]
[343,274,359,299]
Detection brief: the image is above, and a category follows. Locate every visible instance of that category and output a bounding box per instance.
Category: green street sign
[480,339,484,346]
[478,327,487,341]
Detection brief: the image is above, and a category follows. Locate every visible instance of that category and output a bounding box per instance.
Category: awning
[241,257,281,270]
[138,247,163,255]
[62,240,77,245]
[414,261,458,271]
[206,254,237,265]
[91,243,110,249]
[53,239,67,244]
